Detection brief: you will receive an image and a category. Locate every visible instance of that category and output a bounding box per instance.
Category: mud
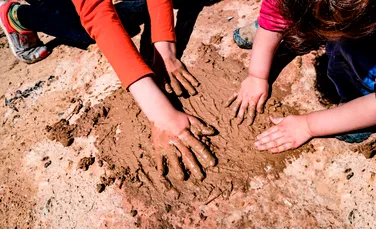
[1,0,376,227]
[44,43,316,221]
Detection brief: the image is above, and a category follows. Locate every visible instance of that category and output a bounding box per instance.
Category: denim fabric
[17,0,148,45]
[326,35,376,102]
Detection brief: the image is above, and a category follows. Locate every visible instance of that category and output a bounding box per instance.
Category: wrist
[248,74,268,81]
[305,112,317,137]
[154,41,176,61]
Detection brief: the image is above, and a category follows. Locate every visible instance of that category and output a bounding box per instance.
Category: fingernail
[254,141,259,146]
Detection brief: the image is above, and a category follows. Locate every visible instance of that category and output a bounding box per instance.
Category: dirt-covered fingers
[173,71,197,96]
[154,144,165,176]
[257,94,267,113]
[164,77,173,94]
[187,116,215,136]
[178,129,216,167]
[168,73,183,96]
[247,103,256,126]
[165,145,185,180]
[236,103,248,125]
[225,93,238,107]
[181,68,199,87]
[174,140,204,180]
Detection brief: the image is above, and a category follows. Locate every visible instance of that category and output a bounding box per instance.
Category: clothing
[258,0,376,101]
[258,0,289,32]
[17,0,175,88]
[326,36,376,102]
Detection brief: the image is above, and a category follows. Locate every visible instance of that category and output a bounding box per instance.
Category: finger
[225,93,238,107]
[178,129,216,167]
[270,116,284,125]
[255,136,289,151]
[256,125,279,140]
[257,94,267,113]
[169,73,183,96]
[269,142,294,153]
[166,145,185,180]
[247,103,256,126]
[164,80,173,94]
[174,140,204,180]
[254,131,283,146]
[181,68,199,87]
[175,72,197,96]
[232,100,242,119]
[237,104,248,125]
[154,145,165,176]
[188,116,215,136]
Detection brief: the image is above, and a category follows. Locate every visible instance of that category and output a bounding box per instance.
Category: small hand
[254,115,313,153]
[152,113,216,181]
[226,76,269,125]
[163,58,199,96]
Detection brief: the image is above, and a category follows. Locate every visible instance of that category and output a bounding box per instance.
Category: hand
[254,115,313,153]
[226,76,269,125]
[152,112,216,181]
[163,58,199,96]
[154,41,199,96]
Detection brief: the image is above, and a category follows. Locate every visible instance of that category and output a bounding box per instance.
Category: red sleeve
[147,0,176,43]
[258,0,290,32]
[71,0,153,88]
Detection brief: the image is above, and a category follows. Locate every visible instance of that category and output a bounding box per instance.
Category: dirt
[1,0,376,228]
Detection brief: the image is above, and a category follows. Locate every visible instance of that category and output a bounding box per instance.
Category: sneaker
[0,1,49,63]
[233,20,259,49]
[335,132,372,143]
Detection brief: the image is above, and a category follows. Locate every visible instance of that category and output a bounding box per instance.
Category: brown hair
[280,0,376,52]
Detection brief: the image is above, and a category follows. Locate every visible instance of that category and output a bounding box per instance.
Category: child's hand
[152,112,216,181]
[154,41,199,96]
[254,115,313,153]
[226,76,269,125]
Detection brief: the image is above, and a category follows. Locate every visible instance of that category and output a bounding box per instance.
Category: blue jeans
[17,0,149,45]
[326,36,376,102]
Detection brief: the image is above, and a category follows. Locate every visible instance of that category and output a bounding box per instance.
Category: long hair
[279,0,376,52]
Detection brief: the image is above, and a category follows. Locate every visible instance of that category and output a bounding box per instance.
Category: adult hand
[154,41,199,96]
[226,75,269,125]
[152,112,216,181]
[254,115,313,153]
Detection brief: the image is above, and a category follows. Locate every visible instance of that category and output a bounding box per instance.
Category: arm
[307,94,376,136]
[226,27,282,124]
[255,94,376,153]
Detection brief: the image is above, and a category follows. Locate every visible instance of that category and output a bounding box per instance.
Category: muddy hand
[166,60,199,96]
[152,115,215,181]
[225,76,269,125]
[254,115,313,153]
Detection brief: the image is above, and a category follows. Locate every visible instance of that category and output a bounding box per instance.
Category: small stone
[347,172,354,180]
[44,160,52,168]
[227,16,234,21]
[130,209,138,217]
[96,184,105,193]
[42,156,49,161]
[98,160,103,167]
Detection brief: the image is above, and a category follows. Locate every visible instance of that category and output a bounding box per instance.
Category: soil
[1,0,376,228]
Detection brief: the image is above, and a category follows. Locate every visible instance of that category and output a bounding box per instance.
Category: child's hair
[280,0,376,52]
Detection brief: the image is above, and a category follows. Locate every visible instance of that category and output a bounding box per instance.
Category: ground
[1,0,376,228]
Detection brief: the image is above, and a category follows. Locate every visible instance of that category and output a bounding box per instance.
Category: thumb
[270,116,284,125]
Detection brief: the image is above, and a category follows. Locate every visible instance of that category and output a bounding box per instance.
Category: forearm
[307,94,376,136]
[128,76,177,123]
[248,27,282,80]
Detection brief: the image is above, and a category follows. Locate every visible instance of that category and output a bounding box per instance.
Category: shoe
[0,1,49,63]
[233,20,259,49]
[335,132,372,143]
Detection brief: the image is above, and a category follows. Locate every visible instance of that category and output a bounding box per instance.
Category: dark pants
[17,0,149,46]
[326,35,376,102]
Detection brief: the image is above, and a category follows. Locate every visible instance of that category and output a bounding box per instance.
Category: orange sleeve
[71,0,153,88]
[146,0,176,43]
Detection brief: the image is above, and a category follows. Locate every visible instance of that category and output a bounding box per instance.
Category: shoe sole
[0,2,46,64]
